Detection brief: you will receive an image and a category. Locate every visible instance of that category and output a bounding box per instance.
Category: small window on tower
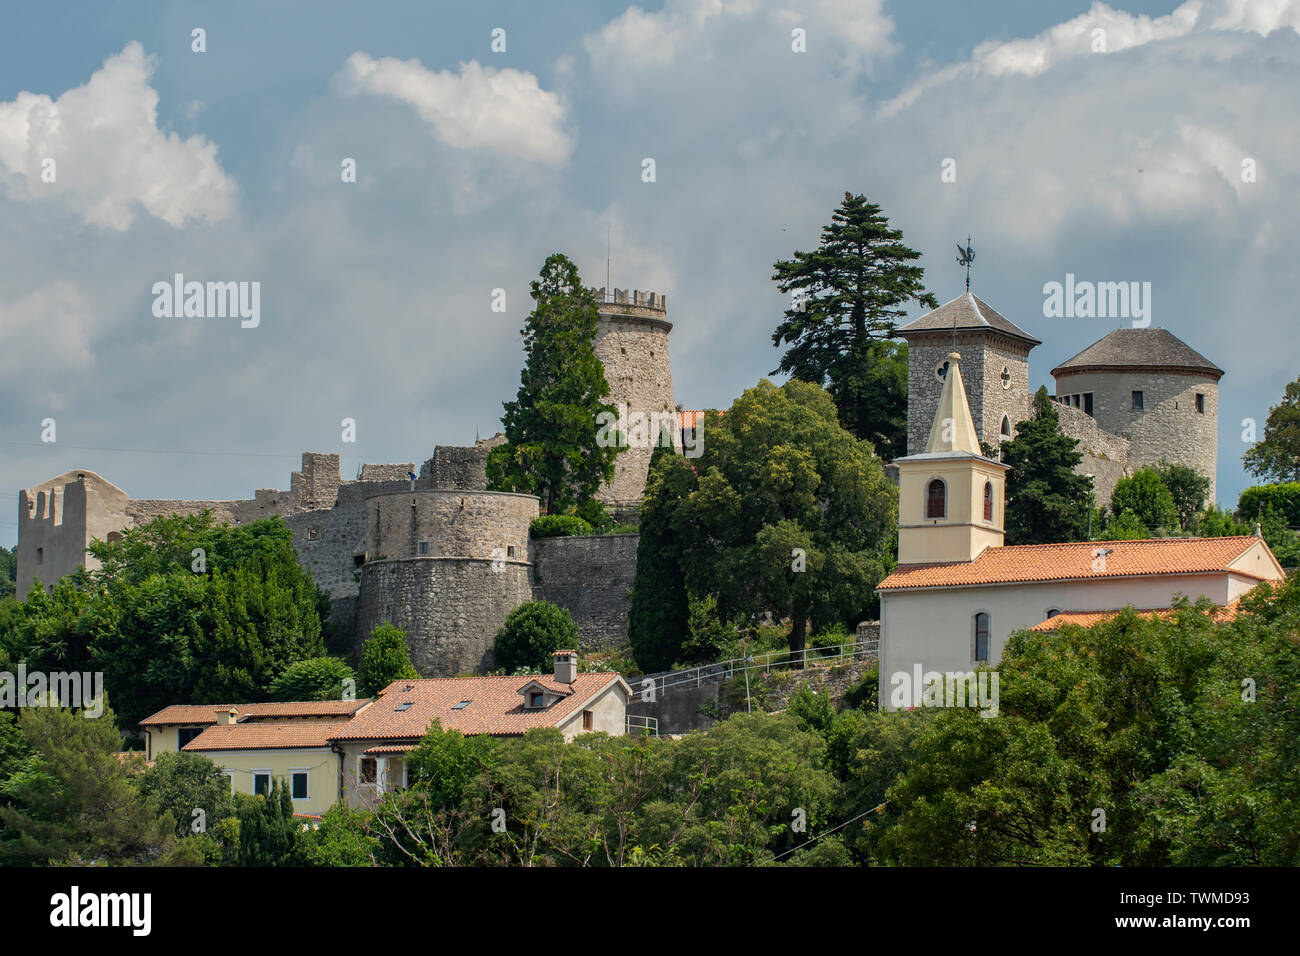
[418,541,429,555]
[1196,393,1205,414]
[983,482,993,522]
[1000,416,1011,439]
[1132,391,1144,411]
[1084,393,1094,416]
[1000,367,1011,389]
[926,479,946,519]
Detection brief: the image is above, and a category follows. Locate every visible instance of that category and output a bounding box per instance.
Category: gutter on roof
[876,568,1261,593]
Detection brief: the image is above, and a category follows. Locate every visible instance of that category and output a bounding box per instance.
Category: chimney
[215,707,238,726]
[552,649,577,684]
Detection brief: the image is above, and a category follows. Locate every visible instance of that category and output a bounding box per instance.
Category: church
[875,318,1284,710]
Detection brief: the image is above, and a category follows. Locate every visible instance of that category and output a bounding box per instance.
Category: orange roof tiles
[140,699,370,726]
[878,536,1266,591]
[182,720,351,752]
[1028,598,1243,632]
[331,673,630,741]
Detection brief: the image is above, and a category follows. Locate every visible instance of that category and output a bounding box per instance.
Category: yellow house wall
[147,715,347,760]
[556,684,629,739]
[193,747,342,816]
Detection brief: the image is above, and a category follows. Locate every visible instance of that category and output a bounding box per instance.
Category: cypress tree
[1001,387,1094,545]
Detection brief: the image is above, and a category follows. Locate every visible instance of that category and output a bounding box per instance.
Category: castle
[15,285,1228,679]
[16,288,676,676]
[898,293,1223,505]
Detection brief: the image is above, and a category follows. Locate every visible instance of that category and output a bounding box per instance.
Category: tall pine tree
[1001,387,1094,545]
[771,193,936,460]
[487,254,621,514]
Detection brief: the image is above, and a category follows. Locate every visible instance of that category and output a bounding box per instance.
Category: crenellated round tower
[590,287,679,513]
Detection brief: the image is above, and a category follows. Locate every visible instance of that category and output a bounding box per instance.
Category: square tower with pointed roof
[897,294,1041,457]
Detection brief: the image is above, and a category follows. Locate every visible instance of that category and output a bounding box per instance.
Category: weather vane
[956,235,975,292]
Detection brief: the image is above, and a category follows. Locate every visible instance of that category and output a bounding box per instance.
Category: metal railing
[636,637,879,700]
[626,714,659,737]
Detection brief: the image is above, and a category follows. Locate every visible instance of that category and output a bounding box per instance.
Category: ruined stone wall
[16,470,133,600]
[355,557,534,676]
[1055,402,1133,507]
[1054,370,1219,503]
[531,534,638,650]
[424,434,505,491]
[592,290,677,511]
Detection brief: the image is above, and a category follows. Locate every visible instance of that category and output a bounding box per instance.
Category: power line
[763,800,889,864]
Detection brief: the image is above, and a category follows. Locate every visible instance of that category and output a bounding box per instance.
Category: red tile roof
[182,720,350,752]
[140,700,370,726]
[331,673,630,741]
[1028,598,1243,632]
[878,536,1268,591]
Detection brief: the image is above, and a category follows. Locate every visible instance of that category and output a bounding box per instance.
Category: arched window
[973,612,990,663]
[926,479,946,519]
[1000,415,1011,439]
[983,481,994,522]
[1045,608,1061,619]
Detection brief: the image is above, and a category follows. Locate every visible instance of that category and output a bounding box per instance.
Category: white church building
[876,349,1284,710]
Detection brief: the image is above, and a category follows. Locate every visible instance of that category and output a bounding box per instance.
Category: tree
[493,601,578,673]
[667,378,896,657]
[1194,504,1251,538]
[1242,375,1300,483]
[404,720,499,813]
[235,779,297,866]
[627,445,692,671]
[7,513,329,727]
[1152,461,1210,531]
[269,656,355,701]
[1109,468,1178,535]
[359,624,419,696]
[486,253,621,514]
[1000,387,1093,545]
[1237,482,1300,528]
[137,750,237,839]
[0,704,176,865]
[0,546,15,600]
[1100,508,1151,541]
[771,193,936,458]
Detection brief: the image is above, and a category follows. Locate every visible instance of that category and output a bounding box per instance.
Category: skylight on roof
[451,700,471,710]
[395,702,414,711]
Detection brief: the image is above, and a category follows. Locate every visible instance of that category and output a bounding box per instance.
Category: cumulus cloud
[0,42,236,229]
[337,53,573,166]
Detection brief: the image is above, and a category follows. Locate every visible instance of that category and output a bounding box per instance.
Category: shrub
[1237,483,1300,528]
[359,624,419,695]
[493,601,579,672]
[1110,469,1178,533]
[269,657,355,701]
[530,515,593,538]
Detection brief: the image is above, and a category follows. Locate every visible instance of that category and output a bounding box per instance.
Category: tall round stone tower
[591,287,679,513]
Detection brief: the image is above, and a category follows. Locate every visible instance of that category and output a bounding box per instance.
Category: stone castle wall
[531,534,639,651]
[1055,402,1133,506]
[1054,369,1219,504]
[905,332,1031,455]
[592,290,677,512]
[356,557,534,676]
[363,490,537,562]
[422,434,505,490]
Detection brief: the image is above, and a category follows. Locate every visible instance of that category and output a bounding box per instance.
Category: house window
[1045,609,1061,618]
[452,700,471,710]
[1000,415,1011,439]
[307,527,319,541]
[583,710,593,731]
[354,553,366,569]
[36,548,43,564]
[253,772,272,796]
[1083,393,1093,416]
[394,702,413,711]
[983,482,994,522]
[973,613,990,664]
[529,692,544,708]
[223,771,235,795]
[359,757,377,785]
[291,771,308,800]
[177,727,204,749]
[506,546,516,557]
[1196,393,1205,414]
[1132,391,1144,411]
[418,541,429,555]
[925,479,946,519]
[1072,394,1080,408]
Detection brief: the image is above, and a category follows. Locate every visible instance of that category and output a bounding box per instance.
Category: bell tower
[894,352,1008,565]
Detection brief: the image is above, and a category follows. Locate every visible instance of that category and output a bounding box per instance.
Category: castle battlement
[591,287,667,311]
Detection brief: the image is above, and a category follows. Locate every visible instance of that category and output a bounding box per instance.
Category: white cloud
[0,283,94,408]
[0,42,236,229]
[338,53,573,166]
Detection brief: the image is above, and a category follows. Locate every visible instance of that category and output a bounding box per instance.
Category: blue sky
[2,0,1298,546]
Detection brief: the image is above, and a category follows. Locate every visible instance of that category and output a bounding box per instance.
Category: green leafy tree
[1152,461,1210,530]
[1100,508,1151,540]
[1242,375,1300,482]
[269,656,355,701]
[666,378,896,656]
[293,803,383,866]
[358,623,419,696]
[627,445,693,671]
[676,594,734,667]
[492,601,578,673]
[404,720,499,813]
[0,704,176,865]
[1193,503,1251,537]
[137,750,237,840]
[1237,482,1300,528]
[1000,387,1093,545]
[0,546,15,600]
[1109,468,1178,535]
[235,779,297,866]
[771,193,936,458]
[486,253,621,514]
